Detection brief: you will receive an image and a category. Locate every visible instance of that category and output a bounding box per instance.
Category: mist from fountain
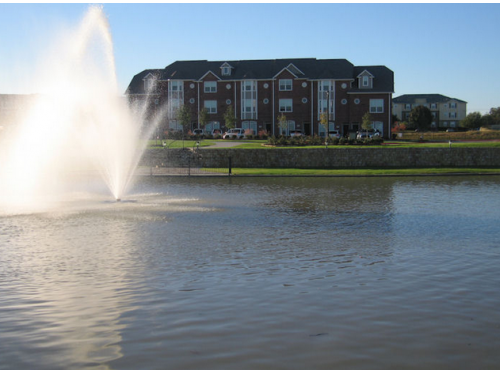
[0,6,158,213]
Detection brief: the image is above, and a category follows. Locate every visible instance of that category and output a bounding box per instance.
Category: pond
[1,176,499,369]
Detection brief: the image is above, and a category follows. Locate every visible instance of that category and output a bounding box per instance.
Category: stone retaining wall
[143,147,500,169]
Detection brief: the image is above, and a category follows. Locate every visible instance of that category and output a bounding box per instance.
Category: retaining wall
[143,147,500,169]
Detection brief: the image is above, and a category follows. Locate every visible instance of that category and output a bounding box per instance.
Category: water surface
[1,176,499,369]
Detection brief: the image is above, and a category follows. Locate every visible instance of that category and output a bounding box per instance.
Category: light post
[325,90,330,145]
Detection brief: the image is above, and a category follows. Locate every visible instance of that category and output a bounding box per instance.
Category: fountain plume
[0,6,157,212]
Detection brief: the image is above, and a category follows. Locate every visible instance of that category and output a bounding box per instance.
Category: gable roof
[350,66,394,93]
[126,59,394,94]
[160,58,355,81]
[125,69,162,95]
[393,94,467,103]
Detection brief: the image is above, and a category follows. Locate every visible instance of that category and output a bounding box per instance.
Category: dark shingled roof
[350,66,394,93]
[393,94,467,103]
[126,58,394,94]
[160,58,355,81]
[125,69,162,95]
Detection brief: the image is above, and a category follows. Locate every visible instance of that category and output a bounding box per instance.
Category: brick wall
[143,148,500,169]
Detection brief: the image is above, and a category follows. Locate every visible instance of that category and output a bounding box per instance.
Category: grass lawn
[147,139,500,149]
[229,167,500,176]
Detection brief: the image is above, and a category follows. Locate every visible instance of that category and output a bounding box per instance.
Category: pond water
[1,176,499,369]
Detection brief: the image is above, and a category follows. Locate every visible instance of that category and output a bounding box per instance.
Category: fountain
[0,6,157,213]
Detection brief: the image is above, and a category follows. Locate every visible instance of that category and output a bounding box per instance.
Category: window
[279,99,293,112]
[221,63,232,76]
[241,80,257,119]
[372,121,383,133]
[143,74,157,92]
[362,76,369,86]
[450,112,457,119]
[450,102,457,109]
[204,81,217,93]
[318,80,333,120]
[242,121,258,135]
[431,103,437,109]
[204,100,217,114]
[279,79,292,91]
[144,78,156,92]
[405,103,411,110]
[168,80,184,119]
[370,99,384,113]
[206,121,220,132]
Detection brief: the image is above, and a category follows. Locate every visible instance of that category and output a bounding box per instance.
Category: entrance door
[303,123,311,136]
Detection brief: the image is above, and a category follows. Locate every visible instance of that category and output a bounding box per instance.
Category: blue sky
[1,3,499,114]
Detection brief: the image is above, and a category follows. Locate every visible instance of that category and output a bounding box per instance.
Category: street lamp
[325,89,330,145]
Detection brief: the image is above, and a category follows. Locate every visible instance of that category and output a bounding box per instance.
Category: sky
[1,2,499,114]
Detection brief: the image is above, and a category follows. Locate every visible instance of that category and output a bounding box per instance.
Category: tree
[198,107,209,130]
[409,105,433,130]
[176,104,192,141]
[361,112,373,137]
[319,111,329,137]
[277,113,288,136]
[488,107,500,124]
[461,112,483,129]
[223,106,237,130]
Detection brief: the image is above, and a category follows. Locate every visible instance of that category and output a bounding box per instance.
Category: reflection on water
[1,176,500,369]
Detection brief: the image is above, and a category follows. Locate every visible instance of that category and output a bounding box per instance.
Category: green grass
[229,167,500,176]
[147,139,500,149]
[148,139,216,149]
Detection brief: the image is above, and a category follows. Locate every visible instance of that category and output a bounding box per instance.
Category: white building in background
[392,94,467,129]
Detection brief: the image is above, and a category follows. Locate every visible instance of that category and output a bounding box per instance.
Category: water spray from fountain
[0,6,160,213]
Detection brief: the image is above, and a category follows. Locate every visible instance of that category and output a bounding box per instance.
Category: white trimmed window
[362,76,369,87]
[279,79,292,91]
[204,100,217,114]
[242,121,258,135]
[204,81,217,93]
[318,80,334,121]
[206,121,220,132]
[168,80,184,119]
[279,99,293,112]
[370,99,384,113]
[241,80,257,119]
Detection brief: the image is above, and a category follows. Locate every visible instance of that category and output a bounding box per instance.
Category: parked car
[328,130,341,138]
[290,130,304,137]
[192,129,204,137]
[223,128,246,139]
[357,130,380,139]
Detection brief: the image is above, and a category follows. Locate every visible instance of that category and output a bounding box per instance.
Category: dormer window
[220,62,233,77]
[143,73,157,92]
[357,70,374,89]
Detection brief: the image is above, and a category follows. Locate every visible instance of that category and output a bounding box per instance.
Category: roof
[350,66,394,93]
[126,58,394,94]
[160,58,355,81]
[125,69,162,95]
[393,94,467,104]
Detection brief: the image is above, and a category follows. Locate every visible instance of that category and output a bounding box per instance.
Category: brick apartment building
[126,58,394,138]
